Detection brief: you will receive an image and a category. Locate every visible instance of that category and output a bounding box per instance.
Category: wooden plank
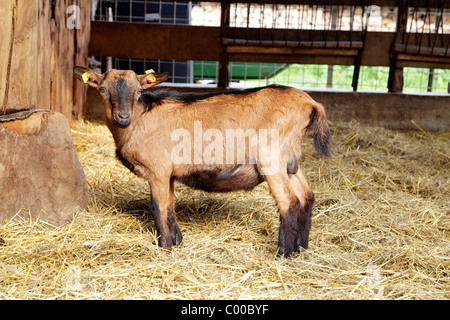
[0,0,14,112]
[7,0,38,110]
[62,0,75,120]
[50,0,76,120]
[89,22,221,61]
[361,32,394,67]
[72,0,91,119]
[224,39,364,49]
[50,1,62,117]
[227,52,356,65]
[397,53,450,63]
[394,43,450,56]
[227,46,359,56]
[225,28,364,47]
[36,0,52,109]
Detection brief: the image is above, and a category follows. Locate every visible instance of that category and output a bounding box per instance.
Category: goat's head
[74,66,168,128]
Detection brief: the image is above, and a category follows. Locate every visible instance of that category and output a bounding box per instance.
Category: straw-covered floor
[0,117,448,300]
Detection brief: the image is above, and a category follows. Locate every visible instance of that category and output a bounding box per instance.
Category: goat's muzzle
[113,113,132,128]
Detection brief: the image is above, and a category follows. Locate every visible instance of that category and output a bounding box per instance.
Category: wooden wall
[0,0,90,120]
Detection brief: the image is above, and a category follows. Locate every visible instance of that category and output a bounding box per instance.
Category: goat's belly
[174,165,264,192]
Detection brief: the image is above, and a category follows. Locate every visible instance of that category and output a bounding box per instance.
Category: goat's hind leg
[278,195,304,257]
[167,178,182,245]
[263,169,315,257]
[288,168,315,252]
[263,172,301,257]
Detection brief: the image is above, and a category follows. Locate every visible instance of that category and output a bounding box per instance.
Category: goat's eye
[99,87,107,94]
[137,89,143,95]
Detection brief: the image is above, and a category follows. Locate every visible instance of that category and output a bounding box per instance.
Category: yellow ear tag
[145,69,155,74]
[82,72,91,83]
[147,75,156,84]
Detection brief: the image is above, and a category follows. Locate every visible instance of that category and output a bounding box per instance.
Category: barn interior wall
[307,90,450,131]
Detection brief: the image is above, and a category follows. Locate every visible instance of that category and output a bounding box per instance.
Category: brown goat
[74,66,331,257]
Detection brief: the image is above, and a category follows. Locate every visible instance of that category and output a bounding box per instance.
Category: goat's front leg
[149,177,182,248]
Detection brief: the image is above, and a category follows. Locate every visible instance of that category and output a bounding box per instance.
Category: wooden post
[72,0,91,119]
[352,5,369,91]
[0,0,38,111]
[388,61,404,93]
[352,56,362,91]
[0,0,17,113]
[327,6,338,89]
[427,68,434,92]
[327,65,333,88]
[218,0,230,88]
[427,9,440,93]
[36,1,52,109]
[388,0,407,93]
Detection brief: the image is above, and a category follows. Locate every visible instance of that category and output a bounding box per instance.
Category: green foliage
[193,60,450,92]
[241,64,450,93]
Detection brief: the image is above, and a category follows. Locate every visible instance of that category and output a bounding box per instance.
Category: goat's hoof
[277,246,306,258]
[158,237,173,248]
[171,230,183,246]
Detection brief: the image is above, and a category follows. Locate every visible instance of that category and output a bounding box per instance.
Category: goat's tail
[309,103,332,157]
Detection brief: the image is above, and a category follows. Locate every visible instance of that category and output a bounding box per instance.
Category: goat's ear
[138,72,169,89]
[73,66,101,88]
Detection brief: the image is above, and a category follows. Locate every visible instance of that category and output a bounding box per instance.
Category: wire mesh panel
[388,2,450,92]
[229,3,367,30]
[93,0,191,24]
[394,4,450,58]
[223,2,369,49]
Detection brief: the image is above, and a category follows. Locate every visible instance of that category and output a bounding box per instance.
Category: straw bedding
[0,118,448,300]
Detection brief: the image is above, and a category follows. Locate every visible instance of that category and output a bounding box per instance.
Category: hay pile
[0,118,448,299]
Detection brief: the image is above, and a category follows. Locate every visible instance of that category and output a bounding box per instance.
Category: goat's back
[146,85,317,133]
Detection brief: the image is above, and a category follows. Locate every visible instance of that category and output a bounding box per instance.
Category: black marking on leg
[278,192,315,257]
[167,204,182,246]
[296,192,315,252]
[278,197,302,258]
[150,195,172,248]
